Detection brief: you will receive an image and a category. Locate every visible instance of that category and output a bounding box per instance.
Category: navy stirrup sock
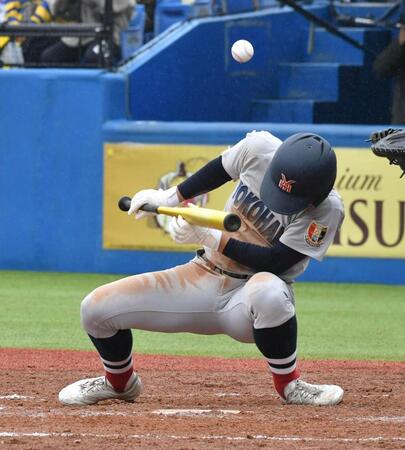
[253,316,300,398]
[89,329,135,392]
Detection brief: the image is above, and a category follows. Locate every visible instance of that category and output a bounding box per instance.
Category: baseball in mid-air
[231,39,254,63]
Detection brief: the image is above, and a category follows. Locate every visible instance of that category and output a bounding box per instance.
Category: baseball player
[59,131,345,407]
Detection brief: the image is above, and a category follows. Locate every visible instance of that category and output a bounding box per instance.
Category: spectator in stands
[373,23,405,124]
[40,0,136,65]
[0,0,57,63]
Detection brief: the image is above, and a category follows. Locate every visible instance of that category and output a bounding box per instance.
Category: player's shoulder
[325,188,344,210]
[314,189,344,218]
[243,130,282,155]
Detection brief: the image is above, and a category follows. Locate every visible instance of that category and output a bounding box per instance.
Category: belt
[196,249,251,280]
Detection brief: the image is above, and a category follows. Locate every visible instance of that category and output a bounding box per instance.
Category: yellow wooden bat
[118,196,241,232]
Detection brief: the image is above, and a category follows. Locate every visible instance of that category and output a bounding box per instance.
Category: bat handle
[118,196,131,211]
[118,196,158,213]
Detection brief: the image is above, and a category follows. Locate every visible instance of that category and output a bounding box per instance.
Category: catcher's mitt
[369,128,405,178]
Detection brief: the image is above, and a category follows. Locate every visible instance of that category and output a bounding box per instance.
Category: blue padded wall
[0,70,127,272]
[123,5,330,122]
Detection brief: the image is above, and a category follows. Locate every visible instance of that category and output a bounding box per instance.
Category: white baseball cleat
[58,374,142,406]
[284,379,344,406]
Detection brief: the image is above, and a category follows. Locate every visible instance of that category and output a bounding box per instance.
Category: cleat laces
[81,377,107,393]
[287,380,322,403]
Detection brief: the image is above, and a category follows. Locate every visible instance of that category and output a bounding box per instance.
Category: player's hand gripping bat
[118,196,241,232]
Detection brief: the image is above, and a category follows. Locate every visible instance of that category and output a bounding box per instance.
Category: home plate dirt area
[0,349,404,449]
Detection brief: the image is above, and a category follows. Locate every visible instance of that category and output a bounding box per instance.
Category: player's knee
[80,293,96,334]
[80,287,108,335]
[246,272,295,328]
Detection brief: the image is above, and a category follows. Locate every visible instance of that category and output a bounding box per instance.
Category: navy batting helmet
[260,133,337,215]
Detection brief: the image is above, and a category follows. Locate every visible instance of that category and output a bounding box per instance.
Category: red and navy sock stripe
[88,330,135,392]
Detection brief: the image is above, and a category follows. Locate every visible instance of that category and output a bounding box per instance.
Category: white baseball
[231,40,254,63]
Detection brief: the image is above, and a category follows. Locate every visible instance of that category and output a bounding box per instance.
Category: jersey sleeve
[221,131,282,180]
[279,196,344,261]
[221,137,250,180]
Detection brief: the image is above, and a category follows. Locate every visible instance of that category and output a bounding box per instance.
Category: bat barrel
[223,214,241,232]
[118,196,241,232]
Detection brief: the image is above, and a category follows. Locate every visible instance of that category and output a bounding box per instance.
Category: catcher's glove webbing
[369,128,405,178]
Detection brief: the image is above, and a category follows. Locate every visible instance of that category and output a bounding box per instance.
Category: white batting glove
[128,186,180,219]
[168,216,222,250]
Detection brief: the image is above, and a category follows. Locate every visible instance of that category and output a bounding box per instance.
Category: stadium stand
[251,25,393,124]
[154,0,212,34]
[120,1,398,124]
[213,0,278,14]
[0,0,400,123]
[249,1,397,124]
[121,3,146,59]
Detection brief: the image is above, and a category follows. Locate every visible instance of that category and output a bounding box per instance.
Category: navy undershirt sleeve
[223,239,307,275]
[177,156,232,200]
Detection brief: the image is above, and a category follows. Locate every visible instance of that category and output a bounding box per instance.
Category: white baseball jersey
[204,131,345,283]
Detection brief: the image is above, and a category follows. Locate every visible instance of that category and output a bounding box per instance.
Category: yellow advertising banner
[330,148,404,258]
[103,143,237,252]
[103,143,405,258]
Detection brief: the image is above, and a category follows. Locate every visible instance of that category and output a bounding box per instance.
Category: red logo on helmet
[278,173,296,193]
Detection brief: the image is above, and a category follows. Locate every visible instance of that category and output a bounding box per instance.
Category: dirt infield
[0,349,404,449]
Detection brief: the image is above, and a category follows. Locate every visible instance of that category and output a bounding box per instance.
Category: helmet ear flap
[312,166,337,207]
[313,186,331,207]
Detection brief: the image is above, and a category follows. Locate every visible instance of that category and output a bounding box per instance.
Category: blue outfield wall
[0,68,403,284]
[0,69,125,274]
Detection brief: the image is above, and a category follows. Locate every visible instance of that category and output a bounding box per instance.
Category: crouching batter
[59,131,345,406]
